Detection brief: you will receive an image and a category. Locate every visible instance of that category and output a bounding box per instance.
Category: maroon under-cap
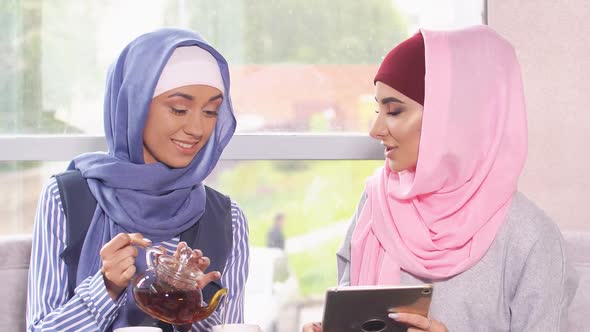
[374,32,425,105]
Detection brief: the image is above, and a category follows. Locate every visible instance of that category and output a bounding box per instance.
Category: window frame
[0,1,488,163]
[0,134,383,161]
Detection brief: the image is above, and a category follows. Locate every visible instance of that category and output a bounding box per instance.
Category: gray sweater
[336,192,579,331]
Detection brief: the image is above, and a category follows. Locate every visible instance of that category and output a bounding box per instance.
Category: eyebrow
[167,92,224,102]
[208,93,224,102]
[375,96,405,105]
[167,92,194,101]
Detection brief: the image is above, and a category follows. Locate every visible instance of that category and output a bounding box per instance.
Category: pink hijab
[351,25,528,285]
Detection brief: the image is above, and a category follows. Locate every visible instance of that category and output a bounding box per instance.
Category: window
[1,0,484,135]
[1,1,484,330]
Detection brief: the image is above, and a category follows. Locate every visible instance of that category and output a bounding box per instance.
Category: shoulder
[40,176,65,214]
[506,192,563,242]
[34,177,68,244]
[230,200,247,225]
[228,200,249,255]
[502,192,565,258]
[204,186,243,217]
[204,185,231,206]
[358,191,368,211]
[350,191,368,228]
[337,191,367,259]
[203,186,248,231]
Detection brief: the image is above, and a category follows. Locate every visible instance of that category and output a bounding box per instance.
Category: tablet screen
[321,284,433,332]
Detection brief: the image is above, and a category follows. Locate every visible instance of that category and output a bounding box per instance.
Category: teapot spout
[195,288,228,321]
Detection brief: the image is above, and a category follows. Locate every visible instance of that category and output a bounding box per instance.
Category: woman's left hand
[173,241,221,288]
[388,313,448,332]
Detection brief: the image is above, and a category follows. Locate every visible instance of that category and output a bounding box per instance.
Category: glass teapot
[132,244,227,331]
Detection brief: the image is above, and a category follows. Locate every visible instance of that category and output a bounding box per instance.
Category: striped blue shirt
[27,178,249,332]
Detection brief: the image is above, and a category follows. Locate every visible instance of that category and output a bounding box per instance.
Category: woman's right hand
[100,233,152,300]
[302,322,322,332]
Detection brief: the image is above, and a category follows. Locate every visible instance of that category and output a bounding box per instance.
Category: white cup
[211,324,263,332]
[113,328,163,332]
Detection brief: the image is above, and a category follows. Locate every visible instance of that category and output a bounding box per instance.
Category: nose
[183,111,204,138]
[369,111,388,140]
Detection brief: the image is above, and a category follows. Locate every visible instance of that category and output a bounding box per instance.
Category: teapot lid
[158,245,204,282]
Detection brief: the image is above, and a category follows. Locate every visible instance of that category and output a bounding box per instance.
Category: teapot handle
[145,246,164,269]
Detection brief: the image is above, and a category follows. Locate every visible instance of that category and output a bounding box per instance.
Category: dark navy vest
[55,170,233,332]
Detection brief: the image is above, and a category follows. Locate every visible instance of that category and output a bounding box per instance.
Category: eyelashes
[388,108,403,116]
[202,110,219,118]
[169,108,219,117]
[170,108,188,116]
[374,107,404,116]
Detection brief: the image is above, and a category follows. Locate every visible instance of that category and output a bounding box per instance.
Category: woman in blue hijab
[26,28,249,331]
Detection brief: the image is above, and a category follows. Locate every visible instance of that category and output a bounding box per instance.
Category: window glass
[1,0,483,134]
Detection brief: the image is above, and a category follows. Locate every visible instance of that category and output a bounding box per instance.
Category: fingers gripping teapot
[132,245,227,330]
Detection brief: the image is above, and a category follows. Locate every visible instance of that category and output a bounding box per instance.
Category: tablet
[321,284,433,332]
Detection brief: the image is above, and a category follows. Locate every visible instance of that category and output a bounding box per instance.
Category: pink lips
[385,146,397,159]
[171,139,199,155]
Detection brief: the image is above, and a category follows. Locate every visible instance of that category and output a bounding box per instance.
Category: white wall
[489,1,590,230]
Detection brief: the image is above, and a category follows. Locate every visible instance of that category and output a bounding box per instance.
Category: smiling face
[142,84,223,168]
[370,81,424,172]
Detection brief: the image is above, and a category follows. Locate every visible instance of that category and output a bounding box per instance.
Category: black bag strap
[55,169,97,297]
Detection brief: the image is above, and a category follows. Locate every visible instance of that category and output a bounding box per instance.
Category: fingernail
[143,238,152,243]
[388,313,399,320]
[313,322,322,327]
[214,271,221,278]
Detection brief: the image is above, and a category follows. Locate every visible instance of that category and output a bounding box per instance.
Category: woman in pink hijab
[304,25,578,332]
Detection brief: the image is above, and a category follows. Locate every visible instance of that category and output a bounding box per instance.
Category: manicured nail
[388,313,400,320]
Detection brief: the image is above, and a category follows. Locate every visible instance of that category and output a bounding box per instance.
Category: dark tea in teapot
[134,280,207,324]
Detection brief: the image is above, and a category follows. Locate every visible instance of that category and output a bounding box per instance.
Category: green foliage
[289,237,343,296]
[0,0,97,133]
[208,160,382,296]
[242,0,407,64]
[211,160,381,246]
[182,0,408,64]
[0,161,40,172]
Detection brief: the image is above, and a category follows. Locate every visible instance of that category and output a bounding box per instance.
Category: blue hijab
[70,28,236,328]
